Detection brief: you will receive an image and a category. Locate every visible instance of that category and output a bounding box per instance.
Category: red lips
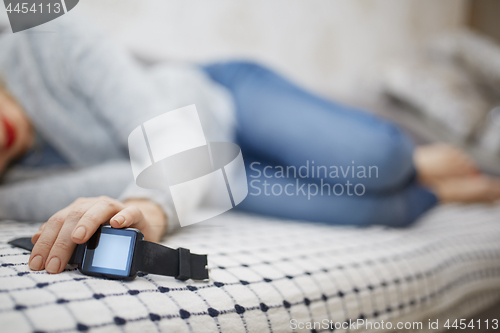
[1,116,16,150]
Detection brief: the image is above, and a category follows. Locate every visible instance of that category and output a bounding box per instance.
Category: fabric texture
[1,204,499,333]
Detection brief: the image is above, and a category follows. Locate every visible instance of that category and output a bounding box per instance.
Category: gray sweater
[0,14,235,232]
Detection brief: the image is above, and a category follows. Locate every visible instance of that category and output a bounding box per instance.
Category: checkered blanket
[1,204,500,333]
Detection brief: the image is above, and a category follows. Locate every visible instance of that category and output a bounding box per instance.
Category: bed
[1,203,500,333]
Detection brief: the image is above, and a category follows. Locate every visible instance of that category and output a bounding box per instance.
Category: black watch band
[133,240,209,281]
[8,237,209,281]
[8,237,34,252]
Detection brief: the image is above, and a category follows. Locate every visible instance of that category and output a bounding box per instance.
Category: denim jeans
[203,61,437,227]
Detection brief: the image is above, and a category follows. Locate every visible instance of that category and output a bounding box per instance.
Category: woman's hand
[29,196,167,274]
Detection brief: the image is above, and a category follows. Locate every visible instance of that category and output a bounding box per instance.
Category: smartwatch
[8,225,209,281]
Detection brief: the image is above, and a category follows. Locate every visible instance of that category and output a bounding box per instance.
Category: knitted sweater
[0,14,235,233]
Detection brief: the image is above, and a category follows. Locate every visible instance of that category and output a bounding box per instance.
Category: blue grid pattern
[1,204,500,333]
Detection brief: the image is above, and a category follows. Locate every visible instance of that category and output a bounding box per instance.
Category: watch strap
[69,243,85,265]
[132,240,208,281]
[8,237,84,265]
[9,236,208,280]
[8,237,34,252]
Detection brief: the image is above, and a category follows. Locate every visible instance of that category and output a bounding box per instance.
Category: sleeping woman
[1,17,499,275]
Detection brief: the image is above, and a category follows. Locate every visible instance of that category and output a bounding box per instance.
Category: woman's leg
[238,156,437,227]
[203,61,415,192]
[203,61,438,226]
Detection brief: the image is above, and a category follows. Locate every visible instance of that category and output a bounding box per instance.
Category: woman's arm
[0,161,132,222]
[0,161,169,273]
[11,17,215,273]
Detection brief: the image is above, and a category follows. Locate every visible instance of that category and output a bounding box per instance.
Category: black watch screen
[80,226,140,280]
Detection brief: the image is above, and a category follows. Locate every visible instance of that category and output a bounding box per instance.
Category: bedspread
[1,204,500,333]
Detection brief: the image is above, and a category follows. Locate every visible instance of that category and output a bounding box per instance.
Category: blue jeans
[203,61,437,227]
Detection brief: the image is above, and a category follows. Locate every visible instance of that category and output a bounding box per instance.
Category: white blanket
[1,204,500,333]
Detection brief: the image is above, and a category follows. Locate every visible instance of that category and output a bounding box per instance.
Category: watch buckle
[192,265,210,282]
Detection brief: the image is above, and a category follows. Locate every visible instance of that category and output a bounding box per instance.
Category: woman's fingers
[44,201,97,274]
[29,206,74,271]
[29,198,93,273]
[29,196,164,275]
[118,199,167,242]
[31,222,47,245]
[31,232,41,245]
[43,197,124,274]
[70,197,125,244]
[110,205,147,230]
[45,218,78,274]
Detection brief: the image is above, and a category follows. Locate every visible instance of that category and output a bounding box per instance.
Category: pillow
[430,29,500,98]
[382,56,490,141]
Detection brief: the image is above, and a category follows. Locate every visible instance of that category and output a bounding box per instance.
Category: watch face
[80,226,138,279]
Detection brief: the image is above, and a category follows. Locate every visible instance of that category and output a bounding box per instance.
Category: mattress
[1,203,500,333]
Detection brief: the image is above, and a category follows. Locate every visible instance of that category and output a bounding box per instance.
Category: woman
[1,17,499,275]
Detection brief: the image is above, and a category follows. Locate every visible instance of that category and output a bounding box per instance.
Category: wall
[2,0,470,100]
